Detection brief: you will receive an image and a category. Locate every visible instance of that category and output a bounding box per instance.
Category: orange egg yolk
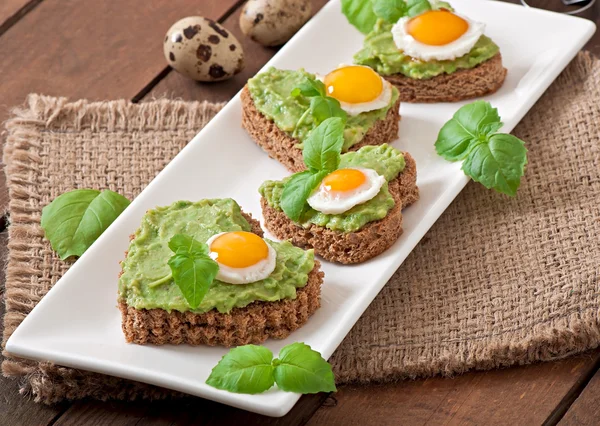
[407,10,469,46]
[324,66,383,104]
[322,169,367,192]
[210,231,269,269]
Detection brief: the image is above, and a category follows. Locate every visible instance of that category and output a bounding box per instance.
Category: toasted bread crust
[119,212,323,346]
[386,53,507,103]
[261,153,419,264]
[241,85,401,173]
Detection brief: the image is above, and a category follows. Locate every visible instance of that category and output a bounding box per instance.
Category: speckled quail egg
[239,0,312,47]
[163,16,244,82]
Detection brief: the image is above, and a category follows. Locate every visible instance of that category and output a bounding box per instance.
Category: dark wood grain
[307,353,600,426]
[0,0,39,35]
[558,366,600,426]
[55,393,329,426]
[148,0,330,103]
[0,0,240,215]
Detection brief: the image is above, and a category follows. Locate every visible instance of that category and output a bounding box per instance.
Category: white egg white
[307,168,386,215]
[317,67,393,116]
[206,233,276,285]
[391,12,485,62]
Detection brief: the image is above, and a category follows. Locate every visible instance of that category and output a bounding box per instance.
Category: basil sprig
[341,0,379,35]
[435,101,528,197]
[280,117,345,221]
[341,0,450,34]
[372,0,407,23]
[291,78,347,133]
[167,234,219,309]
[206,342,336,395]
[41,189,130,259]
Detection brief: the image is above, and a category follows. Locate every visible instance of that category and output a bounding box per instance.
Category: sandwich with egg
[118,198,323,346]
[259,117,418,264]
[241,65,401,172]
[347,0,507,102]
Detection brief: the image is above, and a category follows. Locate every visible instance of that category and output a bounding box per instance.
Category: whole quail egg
[239,0,312,47]
[163,16,244,82]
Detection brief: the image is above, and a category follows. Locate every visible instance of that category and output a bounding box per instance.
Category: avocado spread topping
[247,67,399,150]
[354,20,500,79]
[259,144,405,232]
[118,199,314,314]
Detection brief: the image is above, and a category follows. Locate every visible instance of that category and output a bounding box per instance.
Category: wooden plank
[0,233,67,426]
[308,352,600,426]
[0,0,39,35]
[54,393,328,426]
[558,366,600,426]
[148,0,330,103]
[0,0,240,214]
[0,0,239,118]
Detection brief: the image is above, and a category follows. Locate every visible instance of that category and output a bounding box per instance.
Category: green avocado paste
[118,199,314,314]
[247,67,399,150]
[259,144,405,233]
[353,19,500,80]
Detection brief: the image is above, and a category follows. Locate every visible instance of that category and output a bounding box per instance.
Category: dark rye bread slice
[118,212,324,347]
[241,85,401,173]
[261,153,419,264]
[386,53,507,103]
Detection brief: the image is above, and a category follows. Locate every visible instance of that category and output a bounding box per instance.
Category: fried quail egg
[391,9,485,61]
[307,168,386,215]
[206,231,276,284]
[319,65,393,116]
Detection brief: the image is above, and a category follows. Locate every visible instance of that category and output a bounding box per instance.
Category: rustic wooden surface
[559,367,600,425]
[1,1,599,425]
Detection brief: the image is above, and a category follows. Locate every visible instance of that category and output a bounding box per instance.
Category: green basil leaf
[168,234,209,257]
[481,121,504,136]
[435,100,502,161]
[455,100,502,137]
[341,0,378,34]
[372,0,406,23]
[206,345,275,394]
[303,117,345,173]
[273,343,337,394]
[41,189,130,260]
[292,78,326,98]
[167,235,219,309]
[461,134,528,197]
[309,97,348,126]
[435,118,478,161]
[435,1,454,11]
[406,0,432,17]
[281,170,328,221]
[436,100,527,196]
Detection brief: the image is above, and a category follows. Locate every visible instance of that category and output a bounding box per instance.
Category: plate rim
[5,0,596,417]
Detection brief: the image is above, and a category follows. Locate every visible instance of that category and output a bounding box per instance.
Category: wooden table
[1,1,599,424]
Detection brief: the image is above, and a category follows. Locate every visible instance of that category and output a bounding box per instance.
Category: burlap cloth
[2,51,600,404]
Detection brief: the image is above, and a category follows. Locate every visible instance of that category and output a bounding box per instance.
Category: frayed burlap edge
[2,52,600,404]
[1,95,224,403]
[332,310,600,383]
[330,51,600,383]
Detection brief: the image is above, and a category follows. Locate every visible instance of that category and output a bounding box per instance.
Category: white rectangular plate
[6,0,595,417]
